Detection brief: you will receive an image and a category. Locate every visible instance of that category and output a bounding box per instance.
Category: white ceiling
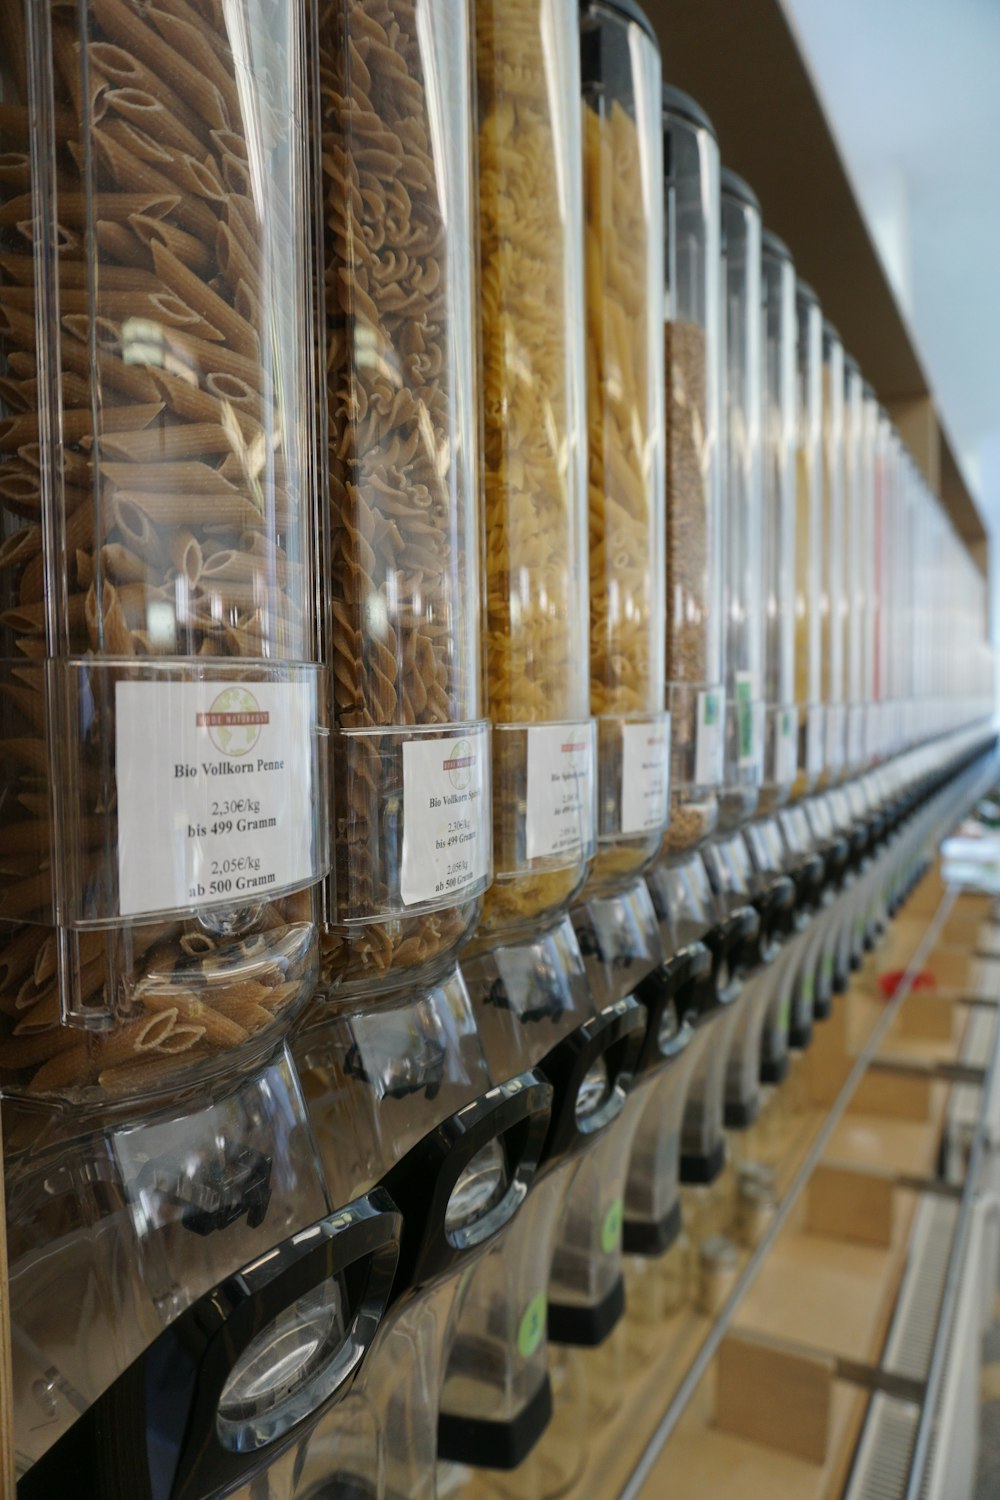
[783,0,1000,521]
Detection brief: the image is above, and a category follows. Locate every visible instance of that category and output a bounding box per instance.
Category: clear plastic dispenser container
[716,167,764,832]
[292,3,557,1498]
[789,279,824,800]
[860,383,880,768]
[656,84,724,863]
[0,2,411,1490]
[819,320,846,783]
[439,2,646,1495]
[316,0,489,994]
[843,356,866,775]
[758,230,798,811]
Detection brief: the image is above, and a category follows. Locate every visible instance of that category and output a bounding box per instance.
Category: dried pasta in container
[660,87,724,858]
[312,0,489,994]
[578,0,667,898]
[0,0,326,1102]
[791,278,823,797]
[717,167,764,831]
[843,354,866,771]
[820,319,846,781]
[473,0,594,943]
[759,228,798,809]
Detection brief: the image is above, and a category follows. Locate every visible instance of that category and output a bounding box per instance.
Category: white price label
[807,706,825,777]
[695,690,724,786]
[621,717,670,835]
[526,723,595,861]
[401,728,489,905]
[116,679,318,919]
[776,708,798,784]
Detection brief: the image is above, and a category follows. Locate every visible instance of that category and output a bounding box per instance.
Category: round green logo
[601,1198,623,1255]
[517,1292,547,1359]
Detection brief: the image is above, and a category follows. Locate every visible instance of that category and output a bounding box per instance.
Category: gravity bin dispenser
[0,0,414,1493]
[290,0,559,1494]
[433,0,651,1494]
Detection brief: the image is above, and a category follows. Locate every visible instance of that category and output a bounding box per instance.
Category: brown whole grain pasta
[313,0,483,993]
[0,0,321,1102]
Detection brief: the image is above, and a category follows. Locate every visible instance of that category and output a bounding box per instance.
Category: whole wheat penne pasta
[0,377,31,413]
[89,0,232,131]
[150,368,263,443]
[111,488,263,532]
[150,241,259,361]
[146,8,241,122]
[259,980,301,1011]
[211,128,248,161]
[0,253,160,294]
[0,302,41,349]
[96,218,149,268]
[216,221,262,299]
[111,494,165,561]
[158,327,269,392]
[128,212,213,276]
[64,340,163,404]
[12,219,80,259]
[0,154,31,188]
[0,189,180,227]
[26,1044,95,1094]
[107,86,205,160]
[0,871,53,920]
[93,1008,178,1065]
[210,998,273,1033]
[103,457,245,496]
[135,988,246,1045]
[201,978,273,1007]
[84,580,138,655]
[0,525,41,570]
[0,1027,81,1072]
[14,990,60,1033]
[87,42,206,140]
[102,541,150,584]
[158,151,225,205]
[167,528,202,583]
[98,421,247,463]
[0,684,47,733]
[6,353,37,378]
[62,313,121,353]
[97,1048,209,1095]
[0,475,41,517]
[179,932,214,956]
[95,132,220,241]
[2,591,88,636]
[199,550,299,588]
[13,638,45,659]
[101,115,177,167]
[16,550,43,605]
[0,924,46,991]
[140,291,221,345]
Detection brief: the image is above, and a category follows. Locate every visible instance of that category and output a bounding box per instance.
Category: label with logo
[116,678,317,918]
[695,689,724,786]
[776,708,798,784]
[621,716,670,835]
[517,1292,547,1359]
[735,673,757,768]
[806,705,824,778]
[401,726,489,905]
[526,722,595,861]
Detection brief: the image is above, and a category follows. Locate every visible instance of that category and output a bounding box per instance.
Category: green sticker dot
[601,1198,623,1255]
[517,1293,547,1359]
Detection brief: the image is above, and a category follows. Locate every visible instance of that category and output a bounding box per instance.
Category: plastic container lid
[720,166,761,215]
[662,83,717,139]
[580,0,658,46]
[761,227,793,264]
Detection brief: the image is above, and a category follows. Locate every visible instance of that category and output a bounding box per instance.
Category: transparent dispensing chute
[659,86,724,859]
[579,0,668,895]
[0,0,327,1101]
[473,0,594,946]
[314,0,490,994]
[716,167,763,832]
[820,320,846,782]
[791,279,823,798]
[843,355,866,773]
[874,406,893,759]
[759,230,798,810]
